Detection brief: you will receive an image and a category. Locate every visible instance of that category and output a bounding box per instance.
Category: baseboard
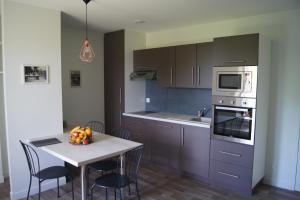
[10,178,66,200]
[0,175,4,183]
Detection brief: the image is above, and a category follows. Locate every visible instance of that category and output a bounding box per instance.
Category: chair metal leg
[114,189,117,200]
[38,181,41,200]
[105,188,108,200]
[57,178,60,198]
[135,181,140,200]
[26,176,32,200]
[71,176,74,200]
[86,167,90,196]
[128,184,131,195]
[90,184,96,200]
[119,189,123,200]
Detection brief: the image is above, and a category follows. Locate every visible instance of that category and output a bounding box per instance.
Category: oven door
[212,106,255,145]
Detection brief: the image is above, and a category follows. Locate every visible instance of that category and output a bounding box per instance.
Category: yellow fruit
[70,126,81,133]
[75,138,81,144]
[85,128,92,137]
[79,133,84,139]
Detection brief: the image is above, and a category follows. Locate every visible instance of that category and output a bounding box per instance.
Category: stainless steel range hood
[130,69,157,80]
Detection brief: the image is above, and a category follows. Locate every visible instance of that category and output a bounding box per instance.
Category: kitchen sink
[189,117,211,124]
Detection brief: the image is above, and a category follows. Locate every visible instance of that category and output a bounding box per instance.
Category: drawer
[210,139,254,168]
[210,160,252,196]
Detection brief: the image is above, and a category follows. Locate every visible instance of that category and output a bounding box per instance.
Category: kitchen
[106,33,269,196]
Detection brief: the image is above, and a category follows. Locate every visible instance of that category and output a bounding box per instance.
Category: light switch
[146,98,151,103]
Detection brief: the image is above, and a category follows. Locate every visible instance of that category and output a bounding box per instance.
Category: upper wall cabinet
[175,43,213,88]
[133,47,175,87]
[175,44,197,88]
[213,33,259,66]
[197,42,213,88]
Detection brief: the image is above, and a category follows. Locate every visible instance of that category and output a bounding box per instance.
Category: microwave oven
[212,66,257,98]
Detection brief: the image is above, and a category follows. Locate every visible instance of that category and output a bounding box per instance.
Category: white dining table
[29,133,142,200]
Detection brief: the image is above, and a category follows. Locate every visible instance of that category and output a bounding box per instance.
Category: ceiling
[10,0,300,33]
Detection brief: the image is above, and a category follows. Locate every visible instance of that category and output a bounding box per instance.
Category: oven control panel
[212,95,256,108]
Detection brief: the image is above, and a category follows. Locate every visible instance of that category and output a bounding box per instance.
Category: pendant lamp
[80,0,95,63]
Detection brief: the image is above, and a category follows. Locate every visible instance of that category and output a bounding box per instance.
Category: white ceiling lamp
[80,0,95,63]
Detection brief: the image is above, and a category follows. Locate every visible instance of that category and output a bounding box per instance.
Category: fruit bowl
[69,126,93,145]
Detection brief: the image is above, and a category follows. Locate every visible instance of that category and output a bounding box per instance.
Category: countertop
[123,111,211,128]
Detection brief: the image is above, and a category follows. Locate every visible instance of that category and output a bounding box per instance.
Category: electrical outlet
[146,98,151,103]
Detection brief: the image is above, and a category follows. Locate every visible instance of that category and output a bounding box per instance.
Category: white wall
[61,26,104,127]
[295,126,300,191]
[2,1,64,199]
[0,74,6,183]
[146,9,300,190]
[124,30,146,112]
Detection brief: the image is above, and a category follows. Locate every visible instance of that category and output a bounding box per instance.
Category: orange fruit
[79,133,84,139]
[75,138,81,144]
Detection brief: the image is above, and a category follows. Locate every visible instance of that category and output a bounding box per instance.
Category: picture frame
[22,65,49,84]
[70,70,81,88]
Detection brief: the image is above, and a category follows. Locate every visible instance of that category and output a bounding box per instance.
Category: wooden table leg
[81,165,87,200]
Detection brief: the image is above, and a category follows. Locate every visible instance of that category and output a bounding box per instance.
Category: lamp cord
[85,3,88,40]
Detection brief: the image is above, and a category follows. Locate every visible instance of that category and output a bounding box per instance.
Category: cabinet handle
[224,60,246,63]
[170,67,173,85]
[197,66,200,86]
[157,124,172,129]
[219,150,241,157]
[217,171,239,179]
[119,88,122,104]
[181,127,185,147]
[192,67,195,86]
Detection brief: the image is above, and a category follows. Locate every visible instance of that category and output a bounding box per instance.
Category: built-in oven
[212,66,257,98]
[211,96,256,145]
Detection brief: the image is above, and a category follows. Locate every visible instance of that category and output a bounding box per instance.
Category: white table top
[31,134,142,167]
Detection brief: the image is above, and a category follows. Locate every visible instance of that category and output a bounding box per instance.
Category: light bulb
[80,39,95,63]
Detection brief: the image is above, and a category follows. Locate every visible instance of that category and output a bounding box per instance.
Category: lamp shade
[80,39,95,63]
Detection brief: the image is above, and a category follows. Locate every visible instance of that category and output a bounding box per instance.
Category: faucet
[198,107,207,118]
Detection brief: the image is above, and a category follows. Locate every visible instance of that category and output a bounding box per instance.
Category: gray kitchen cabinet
[180,125,210,178]
[210,139,254,168]
[133,47,175,87]
[123,116,151,161]
[175,44,197,88]
[213,33,259,66]
[209,139,254,196]
[151,121,181,169]
[196,42,213,88]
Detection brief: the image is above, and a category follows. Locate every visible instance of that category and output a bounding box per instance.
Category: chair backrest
[20,140,40,177]
[86,121,105,134]
[112,128,131,140]
[125,145,144,180]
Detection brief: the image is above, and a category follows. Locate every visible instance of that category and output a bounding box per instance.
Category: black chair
[86,128,131,195]
[86,121,105,133]
[20,141,74,200]
[90,145,144,200]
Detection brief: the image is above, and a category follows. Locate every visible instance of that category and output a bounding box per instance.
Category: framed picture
[70,70,81,87]
[23,65,49,84]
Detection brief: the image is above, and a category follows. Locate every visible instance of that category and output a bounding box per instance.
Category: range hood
[130,69,157,80]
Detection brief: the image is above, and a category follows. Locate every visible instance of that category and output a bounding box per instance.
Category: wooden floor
[1,164,300,200]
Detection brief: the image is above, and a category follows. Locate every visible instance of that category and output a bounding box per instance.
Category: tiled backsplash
[145,81,212,117]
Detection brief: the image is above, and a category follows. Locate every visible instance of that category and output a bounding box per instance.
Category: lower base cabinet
[180,125,210,178]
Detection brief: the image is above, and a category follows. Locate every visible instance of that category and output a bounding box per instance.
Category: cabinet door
[133,48,160,70]
[104,30,124,133]
[157,47,175,87]
[123,117,151,161]
[175,44,197,88]
[181,125,210,178]
[213,33,259,66]
[151,121,181,168]
[196,42,213,88]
